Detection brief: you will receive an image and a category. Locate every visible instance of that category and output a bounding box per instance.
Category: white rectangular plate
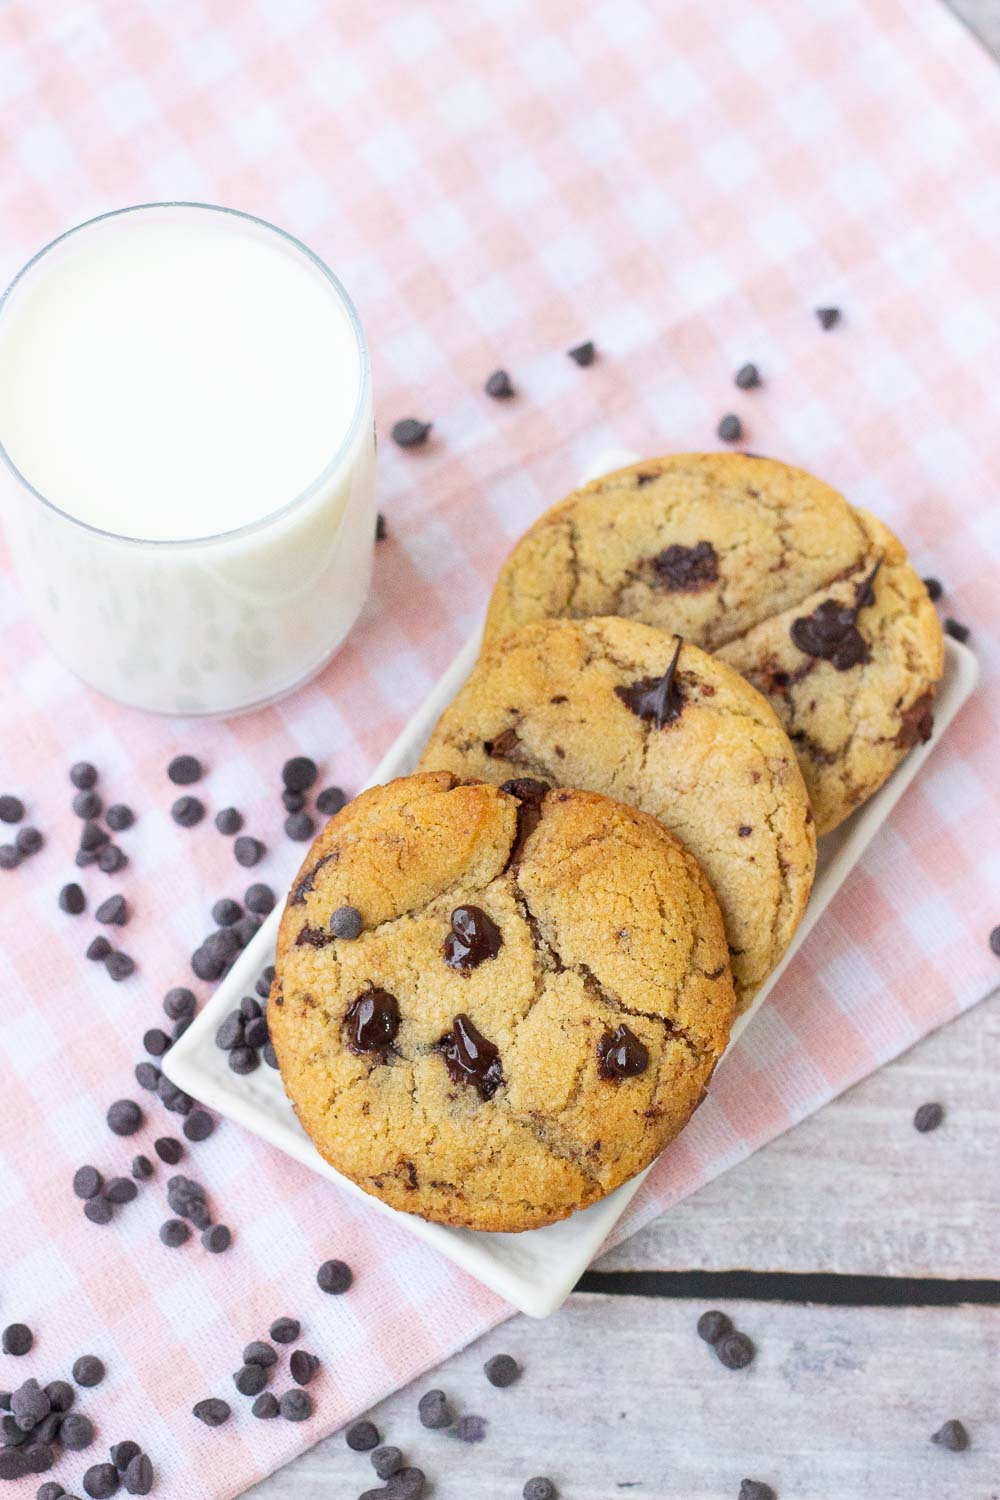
[165,620,977,1319]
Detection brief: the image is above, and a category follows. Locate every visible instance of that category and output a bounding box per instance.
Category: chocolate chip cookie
[418,617,815,1010]
[482,453,944,832]
[269,771,735,1231]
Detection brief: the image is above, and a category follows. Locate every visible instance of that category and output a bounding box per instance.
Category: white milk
[0,204,375,715]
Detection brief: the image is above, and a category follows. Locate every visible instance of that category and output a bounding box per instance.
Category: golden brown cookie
[482,454,944,832]
[269,771,735,1232]
[418,617,815,1010]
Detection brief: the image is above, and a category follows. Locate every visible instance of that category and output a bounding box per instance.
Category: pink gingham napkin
[2,0,1000,1494]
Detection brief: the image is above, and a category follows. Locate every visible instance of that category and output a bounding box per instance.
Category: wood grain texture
[245,1296,999,1499]
[597,994,1000,1278]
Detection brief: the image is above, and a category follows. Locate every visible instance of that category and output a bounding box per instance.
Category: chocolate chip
[38,1479,65,1498]
[738,1483,775,1500]
[87,936,112,961]
[344,990,399,1055]
[70,763,98,790]
[346,1419,379,1451]
[181,1110,213,1144]
[131,1155,153,1180]
[106,1100,142,1136]
[256,965,276,1000]
[944,618,970,643]
[375,512,388,541]
[0,843,21,869]
[75,850,97,868]
[697,1310,733,1344]
[269,1317,299,1344]
[110,1443,140,1474]
[281,789,304,813]
[59,1412,94,1449]
[931,1418,969,1451]
[523,1481,556,1500]
[171,796,205,828]
[79,822,109,852]
[163,987,196,1021]
[484,1353,520,1387]
[417,1389,450,1429]
[228,1046,259,1075]
[154,1137,182,1165]
[215,807,243,835]
[82,1462,118,1497]
[24,1447,55,1476]
[444,906,503,972]
[328,905,362,940]
[233,913,262,948]
[649,540,719,593]
[922,577,943,602]
[96,895,127,926]
[211,898,242,927]
[168,755,202,785]
[263,1042,279,1069]
[234,1364,268,1397]
[734,363,761,389]
[440,1013,504,1098]
[191,946,223,983]
[106,804,134,832]
[159,1219,189,1248]
[205,923,240,960]
[989,924,1000,958]
[290,1351,319,1387]
[716,1331,755,1369]
[913,1101,944,1133]
[597,1023,649,1080]
[105,951,136,982]
[0,795,24,823]
[104,1177,137,1205]
[122,1453,153,1495]
[815,306,841,329]
[388,1468,426,1499]
[391,419,431,449]
[791,559,880,671]
[59,883,86,915]
[282,756,318,793]
[71,1356,104,1389]
[45,1381,74,1413]
[717,413,742,442]
[202,1225,231,1253]
[244,883,275,915]
[316,1259,352,1294]
[371,1446,404,1479]
[11,1380,49,1428]
[316,786,346,816]
[279,1389,312,1422]
[192,1398,230,1427]
[567,341,595,366]
[616,635,684,730]
[84,1198,114,1225]
[284,812,316,842]
[485,369,514,399]
[16,827,43,855]
[139,1029,168,1059]
[134,1062,160,1092]
[0,1451,27,1481]
[241,1342,277,1369]
[73,1166,103,1200]
[97,845,127,875]
[244,1015,268,1049]
[240,996,263,1020]
[72,790,102,819]
[234,836,265,867]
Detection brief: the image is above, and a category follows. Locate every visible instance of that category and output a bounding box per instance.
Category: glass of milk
[0,203,375,715]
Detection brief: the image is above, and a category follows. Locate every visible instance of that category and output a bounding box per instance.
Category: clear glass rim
[0,201,372,550]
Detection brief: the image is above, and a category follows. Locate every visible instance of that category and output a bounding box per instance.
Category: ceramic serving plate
[164,461,978,1317]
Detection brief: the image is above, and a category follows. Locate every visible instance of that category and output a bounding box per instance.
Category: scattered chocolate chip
[191,946,224,983]
[240,996,263,1020]
[391,419,432,449]
[159,1219,190,1248]
[72,790,102,820]
[82,1459,118,1493]
[244,883,275,915]
[192,1398,230,1427]
[597,1023,649,1080]
[815,306,841,329]
[931,1419,969,1451]
[717,413,742,443]
[201,1225,231,1253]
[96,895,127,926]
[45,1382,74,1413]
[106,1100,143,1136]
[168,755,202,786]
[131,1155,153,1180]
[97,845,127,875]
[455,1413,487,1443]
[105,804,134,832]
[697,1310,733,1344]
[347,1419,379,1451]
[281,789,304,813]
[922,577,943,602]
[567,341,595,366]
[24,1447,55,1477]
[282,756,318,793]
[484,1353,520,1387]
[485,369,514,399]
[228,1046,259,1075]
[716,1330,755,1369]
[290,1351,319,1387]
[389,1468,426,1499]
[163,987,196,1021]
[11,1380,50,1429]
[37,1479,65,1498]
[270,1317,300,1345]
[344,990,400,1056]
[738,1482,775,1500]
[140,1029,169,1059]
[72,1357,104,1389]
[234,1364,267,1397]
[241,1342,276,1370]
[16,826,43,855]
[214,807,243,835]
[317,1259,353,1295]
[371,1446,404,1479]
[59,883,86,915]
[154,1137,183,1165]
[0,1450,27,1482]
[171,796,205,828]
[316,787,346,816]
[375,512,388,542]
[244,1015,268,1048]
[134,1062,160,1092]
[110,1442,140,1474]
[84,1198,114,1226]
[279,1389,312,1422]
[256,965,276,1000]
[0,843,21,869]
[417,1389,450,1430]
[734,363,761,389]
[233,913,262,948]
[182,1110,214,1144]
[122,1453,153,1495]
[212,898,242,927]
[284,812,316,842]
[944,618,970,643]
[70,763,98,791]
[79,822,109,852]
[234,836,265,867]
[104,1177,137,1205]
[913,1101,944,1133]
[444,906,502,972]
[73,1166,103,1200]
[523,1480,556,1500]
[59,1411,94,1449]
[0,795,24,823]
[87,936,112,961]
[248,1392,277,1422]
[105,951,136,982]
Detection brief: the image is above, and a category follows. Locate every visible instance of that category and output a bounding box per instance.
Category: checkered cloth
[2,0,999,1494]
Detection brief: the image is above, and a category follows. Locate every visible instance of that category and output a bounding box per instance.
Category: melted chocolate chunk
[444,906,503,972]
[484,727,523,760]
[597,1023,649,1080]
[296,925,336,948]
[499,777,549,870]
[894,691,934,750]
[440,1013,504,1099]
[615,636,684,729]
[290,851,338,906]
[650,541,718,592]
[790,559,881,671]
[344,989,400,1055]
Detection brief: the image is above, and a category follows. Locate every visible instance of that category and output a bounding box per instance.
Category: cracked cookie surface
[483,454,944,832]
[418,618,816,1011]
[270,771,735,1231]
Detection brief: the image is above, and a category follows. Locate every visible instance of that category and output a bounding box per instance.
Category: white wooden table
[246,6,1000,1495]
